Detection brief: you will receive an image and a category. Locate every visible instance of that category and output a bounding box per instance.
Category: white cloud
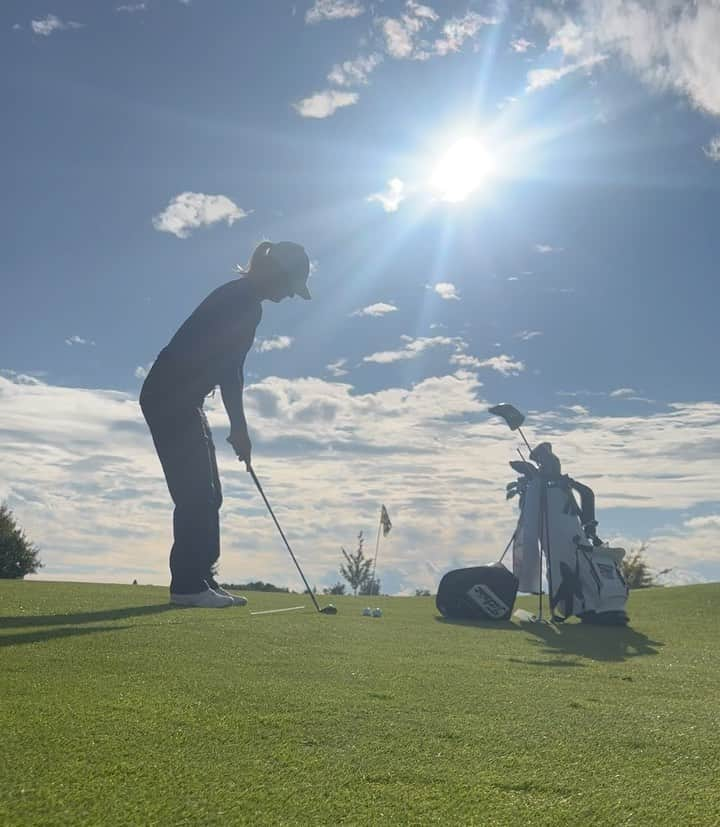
[377,1,438,60]
[0,369,43,386]
[611,388,637,398]
[565,404,590,416]
[511,38,533,53]
[326,359,348,377]
[352,303,398,317]
[432,12,497,57]
[535,243,563,253]
[256,336,294,353]
[293,89,359,118]
[65,335,95,347]
[432,282,460,301]
[327,53,383,86]
[526,54,607,92]
[704,135,720,162]
[684,515,720,530]
[363,335,457,364]
[306,0,365,24]
[449,353,483,369]
[367,178,405,212]
[515,330,543,341]
[116,3,146,11]
[134,365,149,380]
[31,15,83,35]
[152,192,249,239]
[476,354,525,376]
[3,372,720,590]
[535,1,720,117]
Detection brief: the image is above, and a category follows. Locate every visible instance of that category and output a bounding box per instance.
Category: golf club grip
[248,468,321,612]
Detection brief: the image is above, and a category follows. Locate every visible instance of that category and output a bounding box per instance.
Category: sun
[429,136,497,203]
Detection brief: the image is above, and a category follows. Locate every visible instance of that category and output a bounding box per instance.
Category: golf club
[488,403,533,454]
[248,466,338,616]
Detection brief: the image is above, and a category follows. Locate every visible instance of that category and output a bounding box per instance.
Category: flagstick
[370,508,382,597]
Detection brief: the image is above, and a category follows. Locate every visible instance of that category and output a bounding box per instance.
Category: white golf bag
[509,445,629,625]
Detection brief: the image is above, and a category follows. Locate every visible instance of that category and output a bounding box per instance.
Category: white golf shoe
[212,586,248,606]
[170,588,233,608]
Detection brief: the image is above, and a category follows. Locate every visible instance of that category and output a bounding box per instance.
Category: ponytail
[233,240,273,275]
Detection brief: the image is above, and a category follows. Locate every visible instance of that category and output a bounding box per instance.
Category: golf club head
[488,403,525,431]
[320,605,338,615]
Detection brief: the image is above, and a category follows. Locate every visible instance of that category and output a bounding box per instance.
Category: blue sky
[2,0,719,592]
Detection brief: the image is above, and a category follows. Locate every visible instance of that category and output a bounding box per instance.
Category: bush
[415,588,432,597]
[323,582,346,595]
[620,543,655,589]
[0,504,42,579]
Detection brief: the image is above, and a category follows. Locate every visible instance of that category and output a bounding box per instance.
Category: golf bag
[509,443,629,625]
[436,563,519,621]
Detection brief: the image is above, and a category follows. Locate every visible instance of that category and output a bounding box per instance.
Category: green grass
[1,581,719,826]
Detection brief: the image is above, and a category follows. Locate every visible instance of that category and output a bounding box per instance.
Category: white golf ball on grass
[372,608,383,618]
[362,607,372,616]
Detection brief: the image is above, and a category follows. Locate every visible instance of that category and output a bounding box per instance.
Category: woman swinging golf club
[140,241,311,608]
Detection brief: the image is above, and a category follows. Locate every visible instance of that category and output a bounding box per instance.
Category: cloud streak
[293,90,359,118]
[352,303,398,317]
[306,0,365,24]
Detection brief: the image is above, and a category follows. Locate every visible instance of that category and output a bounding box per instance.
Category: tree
[0,504,42,579]
[415,588,432,597]
[339,531,373,596]
[359,578,381,596]
[323,582,346,595]
[220,580,289,593]
[620,543,655,589]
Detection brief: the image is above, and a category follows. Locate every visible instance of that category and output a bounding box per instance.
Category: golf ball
[362,607,372,616]
[372,608,383,618]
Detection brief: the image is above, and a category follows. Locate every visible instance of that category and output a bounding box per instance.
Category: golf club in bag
[248,466,337,616]
[492,404,629,626]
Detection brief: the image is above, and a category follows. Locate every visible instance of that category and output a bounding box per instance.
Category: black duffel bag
[436,563,519,620]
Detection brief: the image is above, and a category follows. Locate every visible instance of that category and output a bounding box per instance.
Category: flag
[380,505,392,537]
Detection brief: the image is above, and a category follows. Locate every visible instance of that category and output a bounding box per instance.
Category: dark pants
[141,397,223,594]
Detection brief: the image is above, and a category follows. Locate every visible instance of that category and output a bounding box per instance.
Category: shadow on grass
[0,603,175,630]
[0,625,129,648]
[521,621,663,663]
[434,614,662,664]
[434,616,522,632]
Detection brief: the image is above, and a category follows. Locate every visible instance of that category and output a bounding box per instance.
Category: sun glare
[430,136,497,203]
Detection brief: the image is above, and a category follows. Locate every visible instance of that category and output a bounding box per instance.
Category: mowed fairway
[1,581,719,826]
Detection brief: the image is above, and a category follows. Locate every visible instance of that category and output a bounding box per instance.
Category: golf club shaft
[248,467,322,614]
[517,427,533,454]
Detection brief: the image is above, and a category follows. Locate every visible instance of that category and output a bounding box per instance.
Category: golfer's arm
[220,369,248,435]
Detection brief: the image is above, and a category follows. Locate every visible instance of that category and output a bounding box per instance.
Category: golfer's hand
[227,429,252,470]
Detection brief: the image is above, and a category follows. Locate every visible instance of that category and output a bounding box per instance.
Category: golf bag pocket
[575,546,629,622]
[436,564,519,621]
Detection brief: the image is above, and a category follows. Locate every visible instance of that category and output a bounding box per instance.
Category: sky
[1,0,719,594]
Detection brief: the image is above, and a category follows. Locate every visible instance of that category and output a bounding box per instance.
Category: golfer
[140,241,311,608]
